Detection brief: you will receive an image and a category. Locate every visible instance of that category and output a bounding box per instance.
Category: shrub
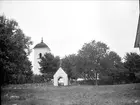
[32,75,44,83]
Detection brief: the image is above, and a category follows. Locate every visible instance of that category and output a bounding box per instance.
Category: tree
[62,40,128,85]
[0,15,33,85]
[61,40,109,85]
[61,54,84,80]
[124,52,140,83]
[77,40,109,81]
[39,53,60,81]
[78,40,130,84]
[61,54,76,79]
[100,51,128,84]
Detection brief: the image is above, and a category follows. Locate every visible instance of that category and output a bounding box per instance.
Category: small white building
[33,38,50,74]
[53,67,68,86]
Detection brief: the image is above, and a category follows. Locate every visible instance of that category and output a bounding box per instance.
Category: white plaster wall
[33,48,50,74]
[53,68,68,86]
[54,76,68,86]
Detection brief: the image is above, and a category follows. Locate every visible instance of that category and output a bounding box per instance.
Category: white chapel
[33,38,50,74]
[53,67,68,86]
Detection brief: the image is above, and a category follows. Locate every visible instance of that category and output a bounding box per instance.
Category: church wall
[33,48,50,74]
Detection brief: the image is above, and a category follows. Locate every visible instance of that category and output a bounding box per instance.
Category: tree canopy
[124,52,140,83]
[61,40,129,85]
[0,15,33,85]
[124,52,140,73]
[39,53,60,81]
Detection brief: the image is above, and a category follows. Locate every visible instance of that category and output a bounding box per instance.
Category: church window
[39,53,42,59]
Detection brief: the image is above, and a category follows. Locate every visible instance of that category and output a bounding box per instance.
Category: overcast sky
[0,1,139,63]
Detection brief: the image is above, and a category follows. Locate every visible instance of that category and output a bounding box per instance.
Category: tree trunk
[95,72,98,85]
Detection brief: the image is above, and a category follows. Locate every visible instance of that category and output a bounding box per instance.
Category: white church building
[33,38,68,86]
[33,38,51,74]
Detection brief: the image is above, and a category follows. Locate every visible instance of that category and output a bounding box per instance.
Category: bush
[98,76,113,85]
[32,75,44,83]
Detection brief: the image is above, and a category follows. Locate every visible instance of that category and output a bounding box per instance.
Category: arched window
[39,53,42,59]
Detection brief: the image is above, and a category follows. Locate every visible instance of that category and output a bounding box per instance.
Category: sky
[0,0,139,63]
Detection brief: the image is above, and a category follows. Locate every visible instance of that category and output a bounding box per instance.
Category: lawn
[1,83,140,105]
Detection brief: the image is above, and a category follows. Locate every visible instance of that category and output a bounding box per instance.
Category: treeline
[38,42,140,85]
[1,15,140,86]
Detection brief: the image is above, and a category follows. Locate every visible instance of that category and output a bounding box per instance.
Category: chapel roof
[53,67,67,77]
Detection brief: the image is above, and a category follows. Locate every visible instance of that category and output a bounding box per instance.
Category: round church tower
[33,38,50,74]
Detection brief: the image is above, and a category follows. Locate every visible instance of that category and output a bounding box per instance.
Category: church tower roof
[34,38,50,50]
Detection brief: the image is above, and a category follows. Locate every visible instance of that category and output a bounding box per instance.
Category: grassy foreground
[1,83,140,105]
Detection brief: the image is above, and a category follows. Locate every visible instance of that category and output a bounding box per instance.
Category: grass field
[1,83,140,105]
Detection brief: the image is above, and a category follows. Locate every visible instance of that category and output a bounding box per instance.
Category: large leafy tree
[100,51,128,84]
[61,54,84,79]
[100,51,122,73]
[62,40,127,85]
[77,40,109,80]
[61,54,76,79]
[62,40,110,81]
[0,15,33,85]
[78,41,129,84]
[39,53,60,81]
[124,52,140,82]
